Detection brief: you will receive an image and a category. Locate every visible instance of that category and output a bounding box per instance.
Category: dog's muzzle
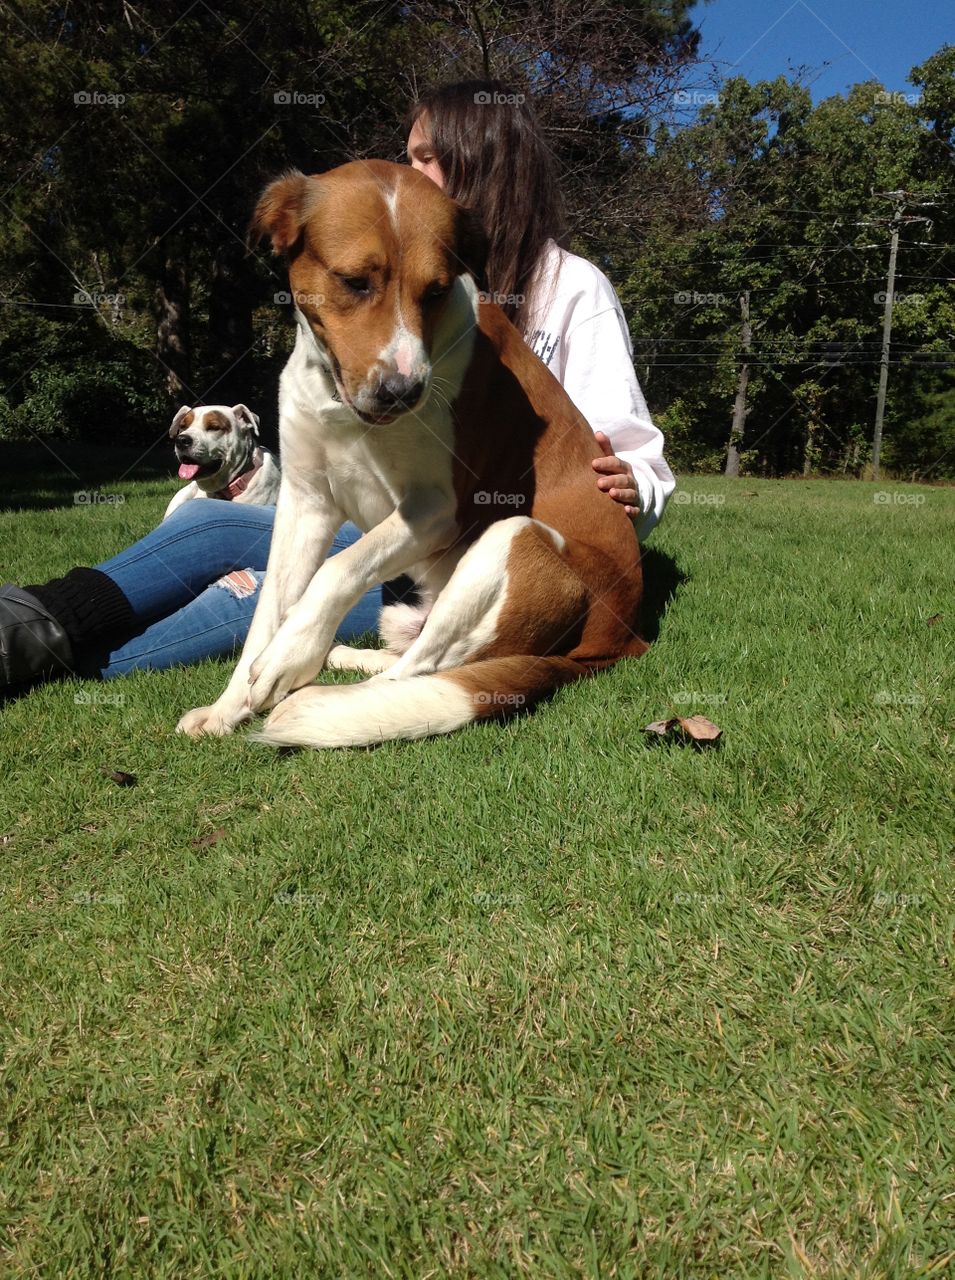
[174,434,225,481]
[351,371,430,424]
[375,373,427,414]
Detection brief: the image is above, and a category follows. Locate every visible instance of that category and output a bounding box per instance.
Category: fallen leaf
[0,833,14,846]
[192,827,227,848]
[80,823,98,833]
[645,720,674,735]
[927,613,942,626]
[643,715,723,746]
[679,714,722,742]
[102,768,137,787]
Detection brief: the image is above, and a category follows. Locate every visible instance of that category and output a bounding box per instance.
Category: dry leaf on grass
[645,719,674,735]
[644,715,723,745]
[927,613,942,626]
[102,768,137,787]
[679,714,723,741]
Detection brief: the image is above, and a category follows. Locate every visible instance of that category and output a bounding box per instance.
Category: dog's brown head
[249,160,487,424]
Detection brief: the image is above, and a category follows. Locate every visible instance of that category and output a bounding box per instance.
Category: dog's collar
[213,447,263,500]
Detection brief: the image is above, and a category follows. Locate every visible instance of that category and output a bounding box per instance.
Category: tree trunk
[208,241,256,406]
[802,421,815,476]
[155,243,190,401]
[724,290,751,477]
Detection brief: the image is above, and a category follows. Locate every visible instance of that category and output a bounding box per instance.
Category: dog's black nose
[376,375,426,414]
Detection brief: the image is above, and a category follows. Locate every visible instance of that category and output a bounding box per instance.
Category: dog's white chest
[328,420,456,531]
[281,336,457,533]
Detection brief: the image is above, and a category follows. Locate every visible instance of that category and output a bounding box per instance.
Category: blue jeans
[89,501,380,678]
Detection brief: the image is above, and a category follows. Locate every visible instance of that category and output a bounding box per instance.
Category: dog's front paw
[176,703,243,737]
[247,654,303,713]
[248,631,329,712]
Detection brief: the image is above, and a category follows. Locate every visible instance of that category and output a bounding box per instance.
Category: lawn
[1,449,953,1278]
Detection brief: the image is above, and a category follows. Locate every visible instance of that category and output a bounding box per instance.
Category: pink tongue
[178,462,201,480]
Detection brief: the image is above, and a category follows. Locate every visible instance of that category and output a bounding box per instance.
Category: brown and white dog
[164,404,280,520]
[176,160,647,747]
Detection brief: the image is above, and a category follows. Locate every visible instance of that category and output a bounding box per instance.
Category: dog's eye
[424,282,451,303]
[339,275,371,296]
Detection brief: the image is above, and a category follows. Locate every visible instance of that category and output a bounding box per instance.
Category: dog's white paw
[324,644,399,674]
[248,631,328,711]
[176,704,241,737]
[246,661,296,713]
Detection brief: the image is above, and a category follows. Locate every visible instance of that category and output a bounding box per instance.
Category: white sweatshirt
[524,241,676,541]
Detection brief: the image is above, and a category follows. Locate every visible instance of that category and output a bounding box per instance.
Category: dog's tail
[251,654,592,749]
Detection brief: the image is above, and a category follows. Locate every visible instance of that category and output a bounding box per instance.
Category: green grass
[1,456,953,1278]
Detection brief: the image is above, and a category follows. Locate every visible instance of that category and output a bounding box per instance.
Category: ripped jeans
[88,500,381,678]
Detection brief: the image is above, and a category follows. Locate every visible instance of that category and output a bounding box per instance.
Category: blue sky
[692,0,951,101]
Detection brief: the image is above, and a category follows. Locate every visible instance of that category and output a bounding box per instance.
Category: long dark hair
[405,80,566,334]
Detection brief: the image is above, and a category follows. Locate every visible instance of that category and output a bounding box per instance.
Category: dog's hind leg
[322,597,432,673]
[378,516,582,682]
[324,645,398,674]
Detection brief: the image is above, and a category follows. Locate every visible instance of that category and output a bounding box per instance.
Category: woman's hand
[592,431,639,518]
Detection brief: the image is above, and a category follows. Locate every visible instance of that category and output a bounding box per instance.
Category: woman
[405,82,673,529]
[0,81,674,693]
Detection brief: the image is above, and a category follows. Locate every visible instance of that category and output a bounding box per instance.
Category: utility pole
[872,198,901,479]
[724,290,751,477]
[867,191,937,479]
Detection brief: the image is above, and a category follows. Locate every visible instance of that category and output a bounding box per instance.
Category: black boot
[1,568,134,691]
[0,584,75,688]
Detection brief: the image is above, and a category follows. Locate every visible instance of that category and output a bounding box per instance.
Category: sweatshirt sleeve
[531,255,676,541]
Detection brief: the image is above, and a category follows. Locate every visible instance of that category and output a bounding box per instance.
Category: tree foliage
[0,2,952,478]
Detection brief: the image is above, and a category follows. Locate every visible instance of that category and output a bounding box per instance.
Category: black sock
[25,567,135,649]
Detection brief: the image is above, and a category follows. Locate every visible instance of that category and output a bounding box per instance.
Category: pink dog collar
[213,448,263,500]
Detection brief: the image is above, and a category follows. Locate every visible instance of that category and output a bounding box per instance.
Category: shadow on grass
[639,545,686,644]
[0,440,171,512]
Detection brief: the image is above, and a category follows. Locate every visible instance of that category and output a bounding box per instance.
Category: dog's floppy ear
[453,204,488,286]
[247,170,316,256]
[169,405,193,439]
[232,404,261,437]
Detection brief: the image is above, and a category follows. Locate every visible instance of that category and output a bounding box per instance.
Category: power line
[0,297,103,310]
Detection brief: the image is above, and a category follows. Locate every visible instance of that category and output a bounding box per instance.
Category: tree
[619,64,955,477]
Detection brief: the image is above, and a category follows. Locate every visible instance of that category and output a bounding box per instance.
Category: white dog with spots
[164,403,281,520]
